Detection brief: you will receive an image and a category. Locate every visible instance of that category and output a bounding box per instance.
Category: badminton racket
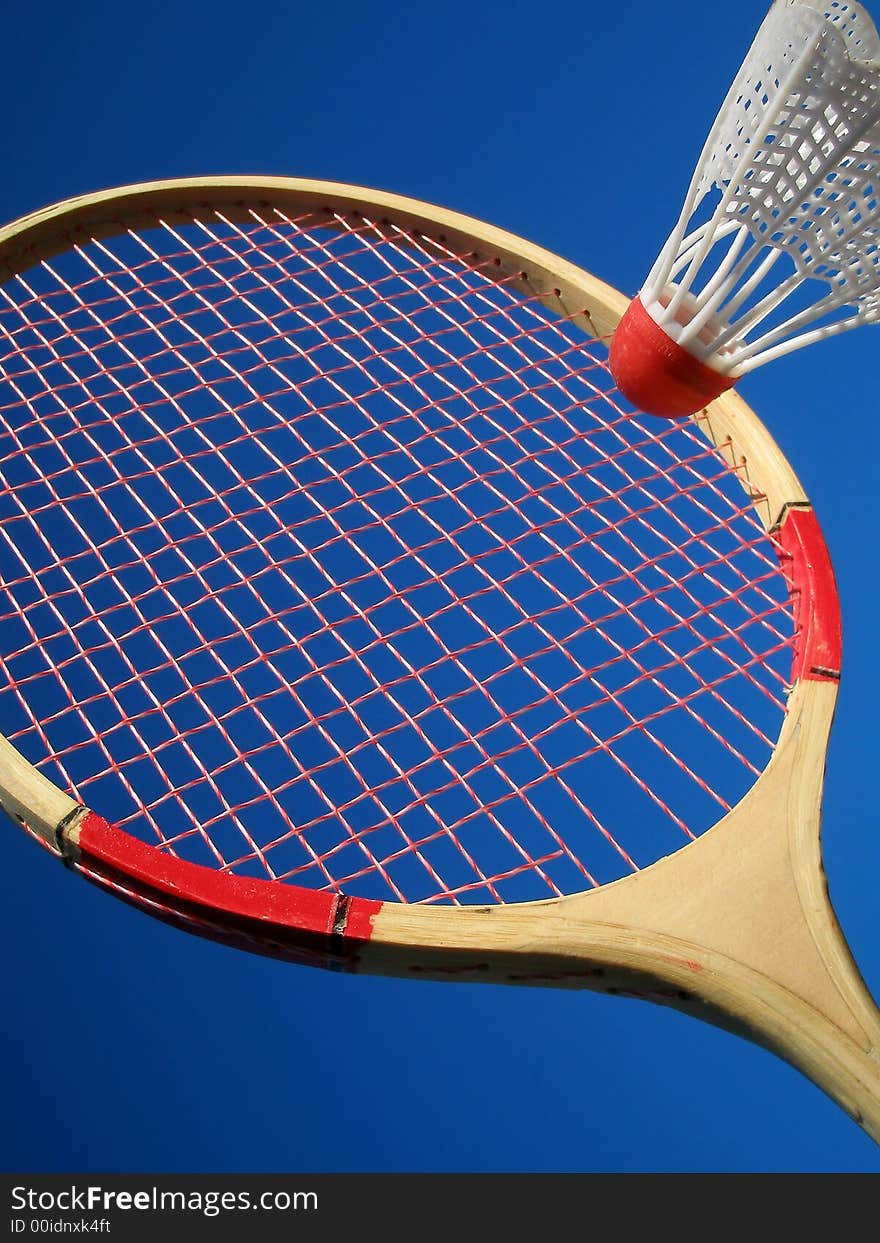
[0,176,877,1141]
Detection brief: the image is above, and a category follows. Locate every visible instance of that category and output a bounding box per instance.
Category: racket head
[0,177,840,985]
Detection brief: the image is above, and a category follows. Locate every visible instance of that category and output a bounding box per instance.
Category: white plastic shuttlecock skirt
[610,0,880,416]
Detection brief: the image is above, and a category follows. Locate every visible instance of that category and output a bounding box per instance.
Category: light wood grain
[368,681,880,1139]
[0,734,81,845]
[0,176,628,342]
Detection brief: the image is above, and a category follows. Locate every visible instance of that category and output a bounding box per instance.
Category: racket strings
[8,215,622,899]
[0,203,797,903]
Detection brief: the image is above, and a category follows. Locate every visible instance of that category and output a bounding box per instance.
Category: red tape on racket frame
[775,506,841,683]
[67,508,836,953]
[73,812,382,967]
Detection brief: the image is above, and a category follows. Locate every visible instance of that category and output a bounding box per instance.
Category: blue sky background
[2,0,879,1172]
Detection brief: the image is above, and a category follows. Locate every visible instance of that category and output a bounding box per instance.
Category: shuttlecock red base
[609,296,735,418]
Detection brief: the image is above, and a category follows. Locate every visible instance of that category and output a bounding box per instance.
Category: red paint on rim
[66,508,840,959]
[75,811,382,964]
[609,296,735,418]
[776,507,842,682]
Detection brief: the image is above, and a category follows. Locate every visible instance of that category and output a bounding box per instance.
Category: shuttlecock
[610,0,880,417]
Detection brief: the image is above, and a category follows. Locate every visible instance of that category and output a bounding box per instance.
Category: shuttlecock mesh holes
[645,0,880,372]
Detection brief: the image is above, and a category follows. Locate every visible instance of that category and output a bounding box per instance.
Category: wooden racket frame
[0,176,878,1141]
